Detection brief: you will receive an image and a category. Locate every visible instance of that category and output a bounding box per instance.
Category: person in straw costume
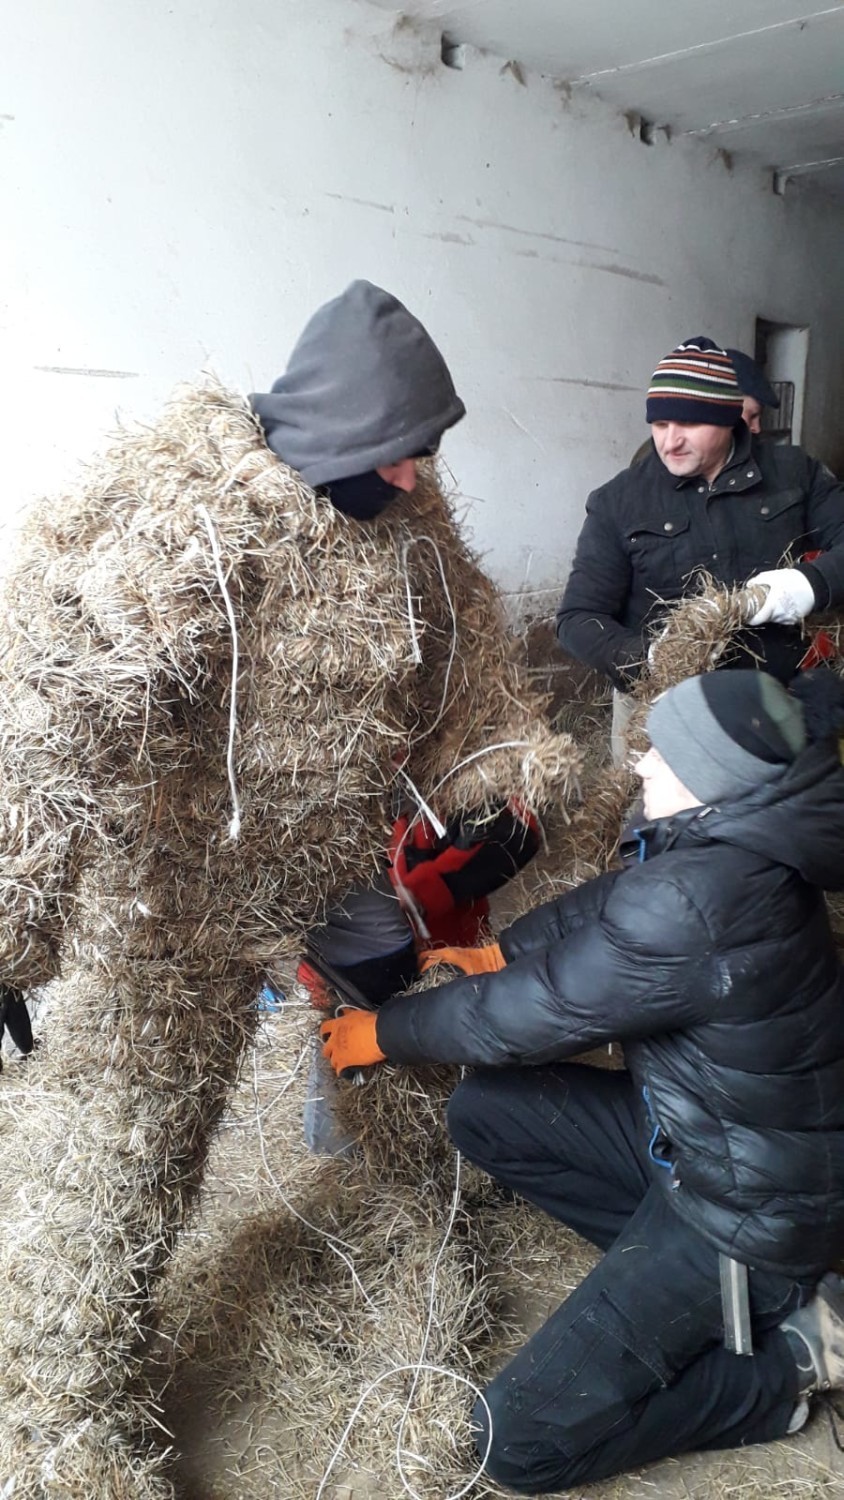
[253,279,541,1151]
[0,281,580,1494]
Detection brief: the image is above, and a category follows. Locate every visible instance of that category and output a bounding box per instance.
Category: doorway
[753,320,809,444]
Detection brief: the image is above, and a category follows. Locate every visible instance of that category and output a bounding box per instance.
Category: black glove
[0,985,34,1061]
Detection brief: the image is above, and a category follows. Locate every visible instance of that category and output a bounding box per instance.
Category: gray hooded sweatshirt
[249,280,466,487]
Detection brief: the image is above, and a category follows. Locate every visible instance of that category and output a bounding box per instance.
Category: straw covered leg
[0,956,260,1497]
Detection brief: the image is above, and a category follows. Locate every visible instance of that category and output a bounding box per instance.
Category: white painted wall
[3,0,843,606]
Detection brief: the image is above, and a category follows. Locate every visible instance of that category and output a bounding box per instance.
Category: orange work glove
[320,1009,387,1076]
[419,943,505,976]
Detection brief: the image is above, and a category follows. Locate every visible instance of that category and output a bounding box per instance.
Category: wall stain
[421,231,475,246]
[456,214,618,255]
[575,260,665,286]
[325,192,394,214]
[504,408,547,453]
[34,366,140,379]
[527,377,641,393]
[513,248,664,288]
[376,53,425,76]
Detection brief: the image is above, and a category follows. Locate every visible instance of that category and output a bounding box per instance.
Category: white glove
[745,568,816,626]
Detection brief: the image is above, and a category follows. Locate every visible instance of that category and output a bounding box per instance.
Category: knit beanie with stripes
[646,336,744,426]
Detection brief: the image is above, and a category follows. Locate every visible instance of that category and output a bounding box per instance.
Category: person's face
[741,396,763,435]
[324,454,427,520]
[634,746,703,821]
[650,421,734,483]
[376,458,418,493]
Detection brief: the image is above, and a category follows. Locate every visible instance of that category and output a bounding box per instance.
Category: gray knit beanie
[647,671,806,804]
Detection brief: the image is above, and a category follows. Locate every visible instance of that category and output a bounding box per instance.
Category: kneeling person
[323,668,844,1491]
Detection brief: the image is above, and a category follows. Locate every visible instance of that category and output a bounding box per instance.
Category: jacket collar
[672,422,761,496]
[621,805,714,864]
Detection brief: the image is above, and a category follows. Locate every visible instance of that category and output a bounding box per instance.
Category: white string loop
[401,535,458,738]
[195,504,241,839]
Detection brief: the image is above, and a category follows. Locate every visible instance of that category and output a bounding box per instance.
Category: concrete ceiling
[372,1,844,199]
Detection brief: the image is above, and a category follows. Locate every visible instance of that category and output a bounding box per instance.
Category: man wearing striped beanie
[557,334,844,762]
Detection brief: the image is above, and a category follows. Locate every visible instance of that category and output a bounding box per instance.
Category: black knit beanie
[724,348,780,410]
[647,671,806,803]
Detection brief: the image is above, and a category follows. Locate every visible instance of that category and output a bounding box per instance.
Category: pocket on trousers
[512,1306,603,1419]
[586,1288,673,1386]
[522,1290,671,1449]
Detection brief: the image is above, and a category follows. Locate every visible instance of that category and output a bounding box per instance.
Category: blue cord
[642,1085,673,1172]
[257,982,285,1013]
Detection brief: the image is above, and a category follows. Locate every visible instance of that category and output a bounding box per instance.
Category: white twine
[315,1085,493,1500]
[243,526,538,1492]
[394,534,540,935]
[427,739,533,803]
[195,505,241,840]
[401,535,458,738]
[392,1129,494,1500]
[250,1042,376,1311]
[397,766,447,841]
[251,1027,492,1500]
[387,774,448,943]
[315,1362,493,1500]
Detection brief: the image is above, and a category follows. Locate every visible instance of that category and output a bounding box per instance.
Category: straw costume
[0,285,580,1493]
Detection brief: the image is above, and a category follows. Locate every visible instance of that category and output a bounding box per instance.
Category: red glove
[419,943,505,976]
[389,805,540,924]
[296,959,332,1011]
[320,1010,387,1076]
[388,816,468,921]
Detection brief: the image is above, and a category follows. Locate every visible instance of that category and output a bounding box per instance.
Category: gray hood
[250,280,466,487]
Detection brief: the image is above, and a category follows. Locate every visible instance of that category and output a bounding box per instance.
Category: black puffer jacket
[556,425,844,688]
[376,742,844,1278]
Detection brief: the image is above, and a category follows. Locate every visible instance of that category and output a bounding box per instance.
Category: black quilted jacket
[376,742,844,1277]
[556,426,844,688]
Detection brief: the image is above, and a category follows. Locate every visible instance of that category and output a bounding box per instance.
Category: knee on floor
[472,1389,574,1495]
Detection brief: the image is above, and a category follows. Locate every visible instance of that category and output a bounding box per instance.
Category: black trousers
[447,1065,808,1495]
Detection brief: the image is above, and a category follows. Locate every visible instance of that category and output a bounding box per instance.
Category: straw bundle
[0,379,582,1494]
[541,575,774,896]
